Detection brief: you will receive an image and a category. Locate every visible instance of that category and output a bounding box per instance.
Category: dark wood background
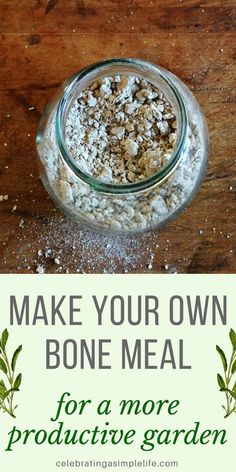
[0,0,235,273]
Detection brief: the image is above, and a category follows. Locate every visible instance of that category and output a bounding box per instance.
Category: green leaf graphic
[0,327,23,419]
[216,329,236,419]
[217,374,226,390]
[229,329,236,351]
[231,360,236,375]
[14,374,22,390]
[232,380,236,394]
[0,379,6,389]
[0,382,7,400]
[1,329,9,351]
[216,345,227,372]
[5,388,19,398]
[0,358,7,375]
[11,345,22,372]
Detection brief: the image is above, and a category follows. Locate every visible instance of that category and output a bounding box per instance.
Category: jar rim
[55,58,188,195]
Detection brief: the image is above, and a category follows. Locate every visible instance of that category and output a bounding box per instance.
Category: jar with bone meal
[36,58,208,233]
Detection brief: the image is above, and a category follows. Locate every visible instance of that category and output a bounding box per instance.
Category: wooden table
[0,0,235,273]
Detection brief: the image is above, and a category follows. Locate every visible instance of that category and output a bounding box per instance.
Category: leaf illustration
[216,329,236,419]
[0,382,7,400]
[229,329,236,351]
[1,329,9,351]
[0,379,6,388]
[232,380,236,394]
[0,358,7,375]
[216,345,227,372]
[11,345,22,372]
[14,374,22,390]
[0,327,23,419]
[4,388,19,398]
[231,359,236,375]
[217,373,226,390]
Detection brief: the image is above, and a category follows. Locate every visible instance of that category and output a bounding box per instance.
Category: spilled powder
[1,205,235,274]
[33,217,159,274]
[2,212,164,274]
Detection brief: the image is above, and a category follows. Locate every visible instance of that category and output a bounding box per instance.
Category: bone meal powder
[66,76,177,183]
[39,75,202,231]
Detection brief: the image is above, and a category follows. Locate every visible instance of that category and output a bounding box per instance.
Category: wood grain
[0,0,235,273]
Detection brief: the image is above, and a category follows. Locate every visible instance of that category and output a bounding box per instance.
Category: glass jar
[36,58,208,233]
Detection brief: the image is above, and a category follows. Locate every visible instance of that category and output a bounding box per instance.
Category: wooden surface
[0,0,235,274]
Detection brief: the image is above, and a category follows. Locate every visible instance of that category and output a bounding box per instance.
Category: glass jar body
[36,59,208,234]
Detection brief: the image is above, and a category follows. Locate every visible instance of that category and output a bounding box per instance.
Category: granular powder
[28,215,161,274]
[65,76,177,183]
[38,74,203,232]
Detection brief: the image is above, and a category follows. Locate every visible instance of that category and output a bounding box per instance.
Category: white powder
[65,76,177,184]
[38,75,203,233]
[30,216,159,274]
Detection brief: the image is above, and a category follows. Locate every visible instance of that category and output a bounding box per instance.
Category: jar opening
[56,58,188,195]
